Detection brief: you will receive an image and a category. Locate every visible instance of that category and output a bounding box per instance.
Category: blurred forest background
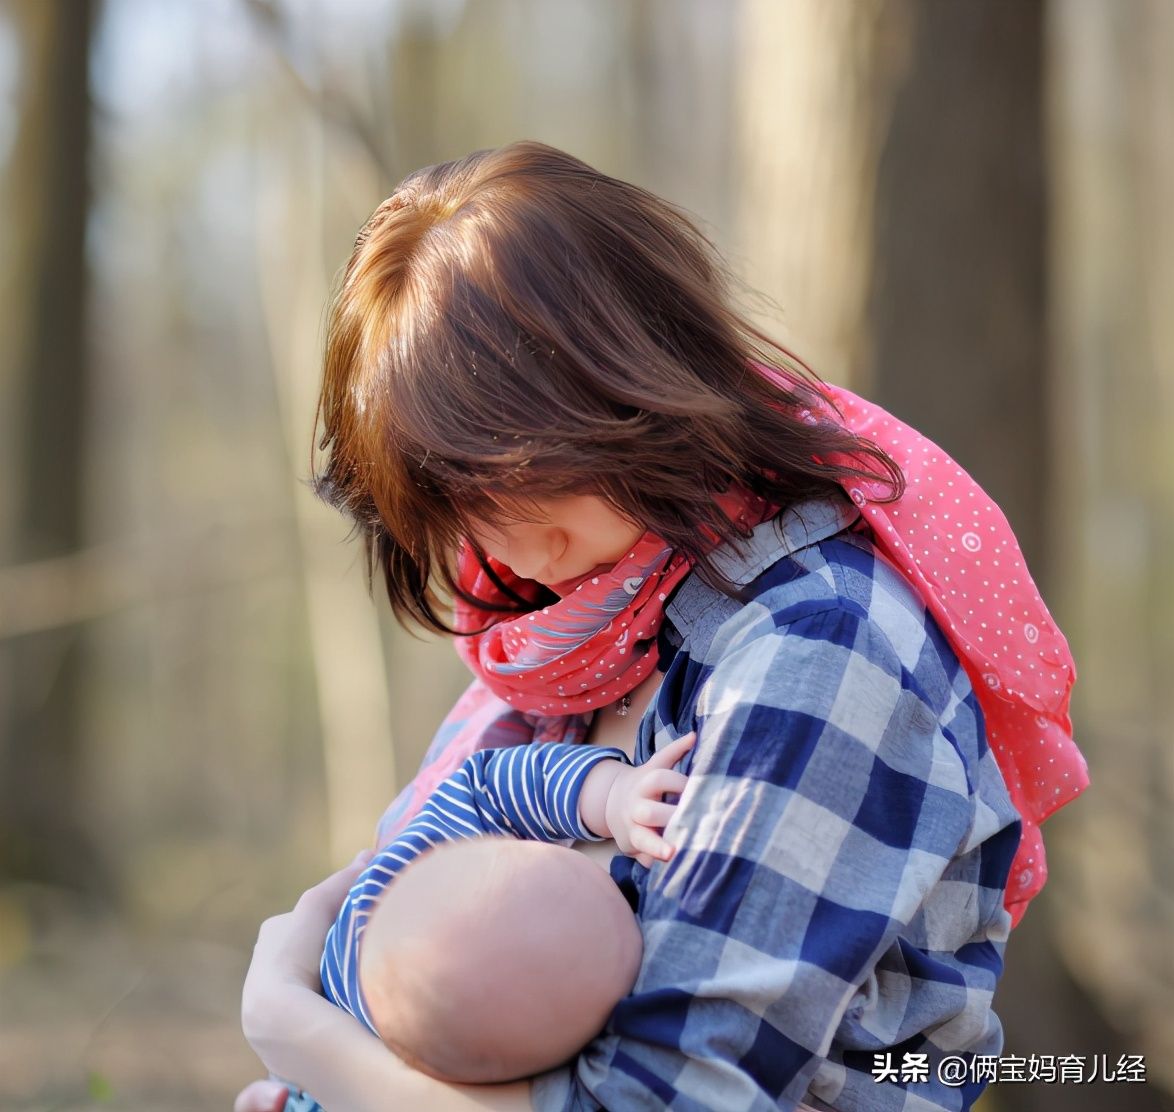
[0,0,1170,1109]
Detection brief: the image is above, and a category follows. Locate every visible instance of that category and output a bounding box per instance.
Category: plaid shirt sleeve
[532,572,1018,1111]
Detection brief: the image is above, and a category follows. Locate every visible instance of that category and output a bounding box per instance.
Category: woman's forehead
[465,492,559,528]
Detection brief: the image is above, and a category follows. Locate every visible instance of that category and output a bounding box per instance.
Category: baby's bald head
[358,838,642,1084]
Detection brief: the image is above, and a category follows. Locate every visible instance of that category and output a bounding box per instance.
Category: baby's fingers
[629,823,676,864]
[632,799,679,830]
[645,731,697,771]
[638,768,689,800]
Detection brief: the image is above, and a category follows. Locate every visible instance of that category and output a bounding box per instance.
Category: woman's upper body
[244,494,1020,1112]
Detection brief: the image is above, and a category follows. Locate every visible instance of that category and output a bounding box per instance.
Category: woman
[236,140,1082,1111]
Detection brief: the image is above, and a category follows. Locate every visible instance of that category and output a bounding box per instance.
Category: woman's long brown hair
[312,140,904,635]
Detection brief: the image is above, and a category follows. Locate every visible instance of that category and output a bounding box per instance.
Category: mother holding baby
[236,141,1084,1112]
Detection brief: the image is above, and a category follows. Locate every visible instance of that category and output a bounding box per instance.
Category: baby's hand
[603,732,696,868]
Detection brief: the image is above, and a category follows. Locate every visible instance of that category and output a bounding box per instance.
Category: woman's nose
[501,550,549,581]
[475,534,548,581]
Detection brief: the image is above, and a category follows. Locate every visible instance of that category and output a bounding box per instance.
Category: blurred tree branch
[243,0,398,184]
[0,516,300,640]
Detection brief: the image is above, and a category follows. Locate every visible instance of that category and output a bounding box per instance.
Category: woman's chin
[544,563,614,596]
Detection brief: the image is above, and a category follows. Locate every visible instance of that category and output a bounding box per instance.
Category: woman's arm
[252,983,533,1111]
[239,853,534,1111]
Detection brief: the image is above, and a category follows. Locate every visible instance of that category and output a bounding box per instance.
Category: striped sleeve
[320,741,630,1033]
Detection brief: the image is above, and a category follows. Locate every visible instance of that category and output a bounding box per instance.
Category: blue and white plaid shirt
[531,494,1021,1112]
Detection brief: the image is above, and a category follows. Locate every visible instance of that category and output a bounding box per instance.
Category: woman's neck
[584,666,663,758]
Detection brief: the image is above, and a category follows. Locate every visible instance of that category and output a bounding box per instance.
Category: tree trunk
[1044,0,1174,1095]
[733,0,909,389]
[867,0,1048,570]
[0,0,102,892]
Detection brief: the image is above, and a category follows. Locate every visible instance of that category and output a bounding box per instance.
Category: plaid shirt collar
[666,493,861,634]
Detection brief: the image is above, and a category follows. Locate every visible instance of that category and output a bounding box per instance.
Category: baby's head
[357,838,643,1084]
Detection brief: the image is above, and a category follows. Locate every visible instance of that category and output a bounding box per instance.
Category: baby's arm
[576,732,696,868]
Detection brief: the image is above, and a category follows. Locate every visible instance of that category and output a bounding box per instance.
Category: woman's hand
[235,848,373,1109]
[601,731,695,867]
[233,1078,291,1112]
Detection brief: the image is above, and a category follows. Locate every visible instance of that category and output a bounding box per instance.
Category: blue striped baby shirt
[531,494,1022,1112]
[319,740,631,1034]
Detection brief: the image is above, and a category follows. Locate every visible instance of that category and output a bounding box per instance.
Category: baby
[281,730,695,1106]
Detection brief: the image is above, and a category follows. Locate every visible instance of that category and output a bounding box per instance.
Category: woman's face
[465,495,645,595]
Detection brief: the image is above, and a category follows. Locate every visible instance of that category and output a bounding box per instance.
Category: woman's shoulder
[669,495,929,660]
[666,498,1004,814]
[667,495,975,728]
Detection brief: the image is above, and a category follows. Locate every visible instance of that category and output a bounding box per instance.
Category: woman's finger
[233,1079,290,1112]
[645,731,696,770]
